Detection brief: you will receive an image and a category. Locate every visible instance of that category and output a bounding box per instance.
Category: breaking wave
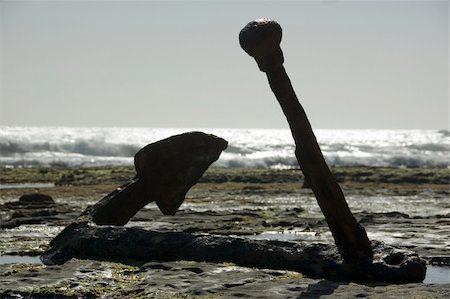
[0,127,449,168]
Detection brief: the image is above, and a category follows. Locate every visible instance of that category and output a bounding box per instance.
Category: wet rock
[427,256,450,266]
[199,168,303,184]
[358,212,410,224]
[141,263,172,271]
[0,193,74,229]
[55,173,75,186]
[18,193,54,204]
[54,167,137,186]
[0,259,446,299]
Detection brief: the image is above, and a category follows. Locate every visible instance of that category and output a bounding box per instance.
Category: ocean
[0,127,449,168]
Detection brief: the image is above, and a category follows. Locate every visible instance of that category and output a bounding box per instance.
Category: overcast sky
[0,0,448,129]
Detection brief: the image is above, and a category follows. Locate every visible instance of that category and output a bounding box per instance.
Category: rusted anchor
[239,18,373,263]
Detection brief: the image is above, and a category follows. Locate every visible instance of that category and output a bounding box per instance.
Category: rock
[19,193,54,204]
[0,193,73,229]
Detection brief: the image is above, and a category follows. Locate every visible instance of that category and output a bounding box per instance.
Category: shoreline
[1,165,449,298]
[1,164,448,184]
[1,165,448,203]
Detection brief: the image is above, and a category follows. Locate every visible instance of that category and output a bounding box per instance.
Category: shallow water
[346,194,450,217]
[0,255,41,264]
[248,230,319,241]
[0,182,55,189]
[424,266,450,284]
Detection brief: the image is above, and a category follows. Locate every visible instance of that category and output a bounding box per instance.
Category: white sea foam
[0,127,448,168]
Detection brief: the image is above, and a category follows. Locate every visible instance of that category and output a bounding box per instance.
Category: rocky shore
[0,166,449,298]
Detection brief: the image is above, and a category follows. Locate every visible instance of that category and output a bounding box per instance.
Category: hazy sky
[0,0,448,129]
